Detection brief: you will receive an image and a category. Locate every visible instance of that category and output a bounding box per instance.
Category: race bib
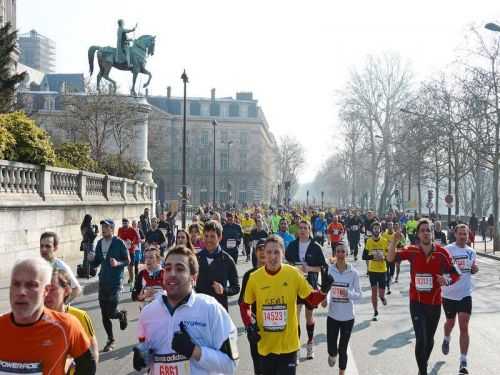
[262,304,288,332]
[0,361,42,374]
[351,225,359,231]
[330,282,349,303]
[333,229,339,235]
[226,239,237,249]
[372,250,385,260]
[153,353,190,375]
[454,255,471,273]
[415,273,433,292]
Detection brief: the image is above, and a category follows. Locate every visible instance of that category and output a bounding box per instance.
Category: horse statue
[88,34,156,96]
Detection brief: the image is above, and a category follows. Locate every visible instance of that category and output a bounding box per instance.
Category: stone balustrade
[0,159,156,206]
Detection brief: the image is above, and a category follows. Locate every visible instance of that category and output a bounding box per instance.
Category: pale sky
[18,0,500,182]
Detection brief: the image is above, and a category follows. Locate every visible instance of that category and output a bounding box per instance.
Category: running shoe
[119,310,128,330]
[102,340,115,352]
[459,361,468,374]
[441,339,449,355]
[372,311,378,321]
[328,355,337,367]
[306,341,314,359]
[387,289,392,295]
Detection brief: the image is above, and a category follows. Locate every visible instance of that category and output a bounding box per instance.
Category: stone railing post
[151,184,157,212]
[103,175,110,200]
[134,181,139,201]
[78,171,86,201]
[121,179,127,201]
[40,166,52,200]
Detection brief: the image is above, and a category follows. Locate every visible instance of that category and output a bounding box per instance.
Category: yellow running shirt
[244,264,313,356]
[365,236,389,273]
[241,218,256,234]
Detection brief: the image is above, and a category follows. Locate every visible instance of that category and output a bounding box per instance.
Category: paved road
[68,247,500,375]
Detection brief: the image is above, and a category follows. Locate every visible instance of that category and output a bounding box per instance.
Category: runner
[88,218,130,352]
[189,223,205,252]
[175,228,195,252]
[250,215,270,266]
[434,221,448,246]
[39,231,82,302]
[44,268,100,373]
[321,242,362,374]
[238,239,267,375]
[133,245,238,374]
[277,218,295,249]
[362,222,389,321]
[241,212,256,262]
[118,218,141,285]
[441,224,478,375]
[0,258,96,374]
[346,211,362,260]
[240,235,333,375]
[196,220,240,310]
[145,217,168,256]
[131,245,165,310]
[382,221,395,295]
[392,222,405,283]
[327,215,345,257]
[313,212,328,246]
[286,220,328,359]
[222,212,244,263]
[387,218,461,375]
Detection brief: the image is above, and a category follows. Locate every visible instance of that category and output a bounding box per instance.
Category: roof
[41,73,85,93]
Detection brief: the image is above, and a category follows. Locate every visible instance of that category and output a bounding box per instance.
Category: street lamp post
[306,190,309,207]
[321,191,324,210]
[227,140,232,204]
[181,70,188,230]
[211,120,217,206]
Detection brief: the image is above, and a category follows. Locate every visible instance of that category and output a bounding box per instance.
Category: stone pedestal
[119,96,154,184]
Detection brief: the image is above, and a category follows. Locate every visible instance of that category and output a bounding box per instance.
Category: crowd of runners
[0,204,480,375]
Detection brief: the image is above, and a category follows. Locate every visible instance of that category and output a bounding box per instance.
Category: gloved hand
[246,323,261,346]
[320,272,334,294]
[172,322,196,358]
[132,342,150,371]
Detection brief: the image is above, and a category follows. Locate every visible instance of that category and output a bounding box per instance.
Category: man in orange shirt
[0,257,96,374]
[327,215,345,256]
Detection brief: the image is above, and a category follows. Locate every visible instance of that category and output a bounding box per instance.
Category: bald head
[10,257,53,324]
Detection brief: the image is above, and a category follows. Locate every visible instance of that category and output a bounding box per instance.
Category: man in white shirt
[133,245,238,375]
[441,224,478,375]
[40,231,82,302]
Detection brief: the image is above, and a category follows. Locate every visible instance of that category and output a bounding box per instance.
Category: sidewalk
[473,236,500,260]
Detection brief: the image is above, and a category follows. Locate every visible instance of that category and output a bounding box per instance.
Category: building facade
[147,89,278,206]
[0,0,16,28]
[18,29,56,73]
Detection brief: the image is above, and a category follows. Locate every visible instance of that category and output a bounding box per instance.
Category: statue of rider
[116,19,137,68]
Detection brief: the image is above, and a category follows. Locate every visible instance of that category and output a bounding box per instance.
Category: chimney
[211,88,216,101]
[145,88,149,97]
[167,86,171,99]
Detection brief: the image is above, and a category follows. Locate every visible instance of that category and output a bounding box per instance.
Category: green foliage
[0,123,15,159]
[54,142,98,171]
[0,112,56,165]
[98,154,139,179]
[0,23,27,113]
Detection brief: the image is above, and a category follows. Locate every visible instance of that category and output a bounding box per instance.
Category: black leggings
[99,288,122,342]
[386,261,395,288]
[249,339,262,375]
[243,233,252,258]
[348,235,360,256]
[327,317,354,370]
[410,302,441,375]
[261,352,297,375]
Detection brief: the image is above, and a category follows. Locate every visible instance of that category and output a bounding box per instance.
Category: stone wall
[0,160,156,278]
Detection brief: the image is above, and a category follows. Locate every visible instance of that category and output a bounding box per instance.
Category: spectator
[79,214,98,278]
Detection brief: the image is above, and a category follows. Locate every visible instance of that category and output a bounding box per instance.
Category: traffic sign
[426,201,433,209]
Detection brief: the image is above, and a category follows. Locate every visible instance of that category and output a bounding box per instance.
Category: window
[190,102,201,115]
[240,180,247,190]
[210,103,220,116]
[201,130,209,145]
[220,151,229,170]
[240,152,247,171]
[167,100,181,114]
[200,155,209,169]
[229,103,239,117]
[240,131,248,146]
[248,103,257,117]
[200,191,209,203]
[239,191,247,203]
[220,130,228,144]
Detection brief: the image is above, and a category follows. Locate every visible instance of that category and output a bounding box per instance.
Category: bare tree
[276,135,305,205]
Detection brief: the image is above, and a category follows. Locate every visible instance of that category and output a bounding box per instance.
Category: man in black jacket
[196,220,240,310]
[285,220,328,360]
[222,212,243,264]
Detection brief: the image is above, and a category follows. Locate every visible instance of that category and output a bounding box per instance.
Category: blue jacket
[277,231,295,249]
[313,217,328,235]
[90,236,129,290]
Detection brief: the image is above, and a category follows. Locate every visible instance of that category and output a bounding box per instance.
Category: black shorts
[442,296,472,319]
[369,272,386,289]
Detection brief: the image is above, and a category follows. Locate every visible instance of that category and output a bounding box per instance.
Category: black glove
[320,272,334,294]
[132,346,147,371]
[245,323,261,346]
[172,322,195,358]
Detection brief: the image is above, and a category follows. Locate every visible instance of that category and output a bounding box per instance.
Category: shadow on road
[369,327,414,355]
[352,319,371,333]
[100,343,135,363]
